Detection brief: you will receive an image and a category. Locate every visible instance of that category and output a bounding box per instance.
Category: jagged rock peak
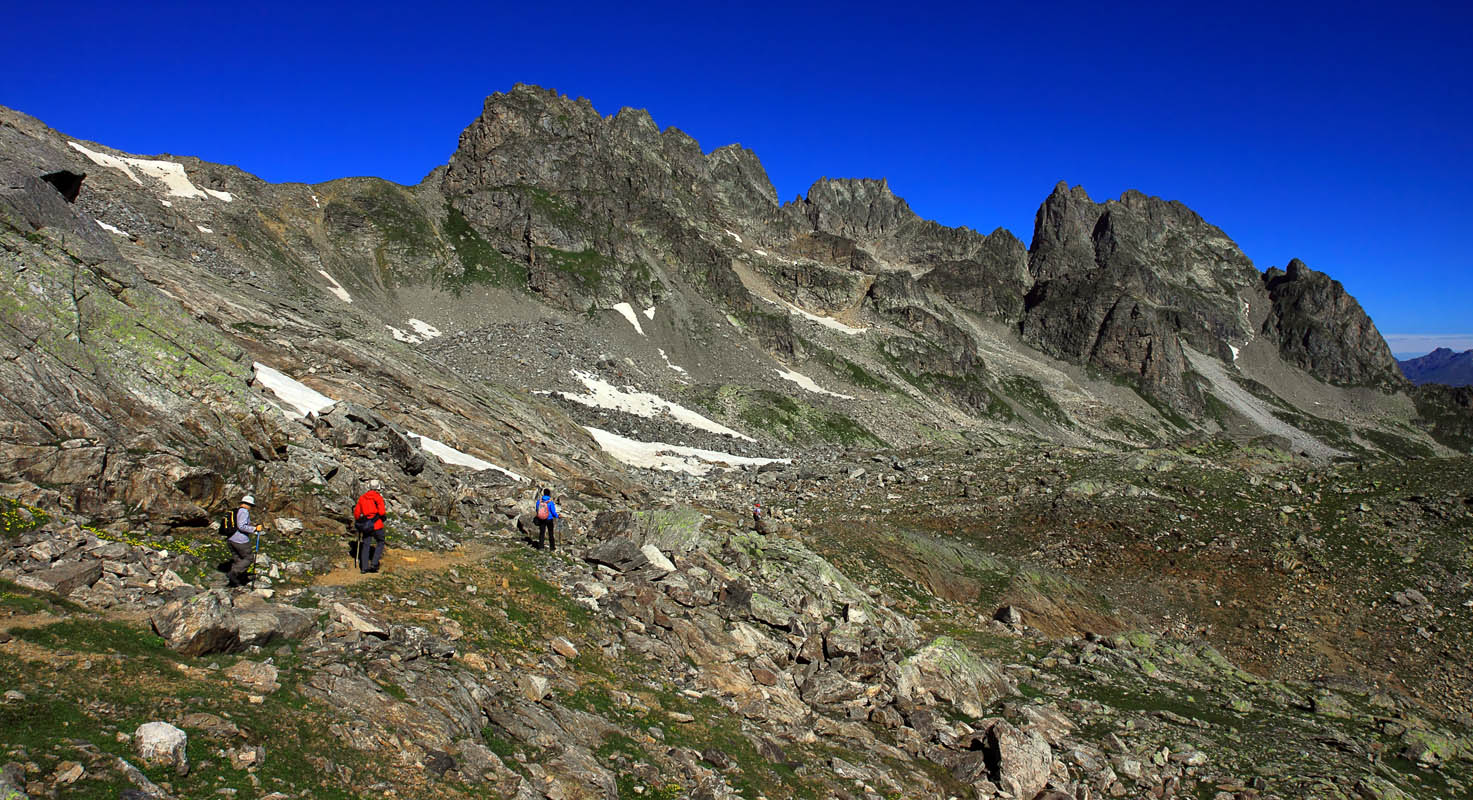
[1262,258,1403,388]
[798,177,917,240]
[444,84,778,215]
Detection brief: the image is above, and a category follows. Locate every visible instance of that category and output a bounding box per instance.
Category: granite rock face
[1019,183,1262,401]
[1262,258,1404,388]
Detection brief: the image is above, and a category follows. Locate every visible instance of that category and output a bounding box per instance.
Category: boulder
[896,636,1013,718]
[982,719,1052,800]
[150,589,314,656]
[151,590,238,656]
[223,660,281,693]
[22,559,102,596]
[586,538,648,572]
[332,601,390,638]
[231,602,313,649]
[639,544,676,574]
[134,721,188,775]
[518,674,551,702]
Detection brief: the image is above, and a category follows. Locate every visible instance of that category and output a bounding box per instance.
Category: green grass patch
[687,384,886,446]
[1000,375,1070,426]
[12,618,171,659]
[441,202,528,292]
[536,246,612,293]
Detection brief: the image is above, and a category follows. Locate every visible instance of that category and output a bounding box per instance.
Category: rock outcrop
[1262,258,1404,387]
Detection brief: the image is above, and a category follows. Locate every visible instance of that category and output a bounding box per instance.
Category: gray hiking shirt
[230,507,256,545]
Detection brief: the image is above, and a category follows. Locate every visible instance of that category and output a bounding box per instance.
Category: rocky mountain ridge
[1400,348,1473,387]
[1,84,1472,800]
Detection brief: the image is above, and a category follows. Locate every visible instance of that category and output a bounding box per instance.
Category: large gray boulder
[16,559,101,596]
[150,589,314,656]
[895,636,1013,718]
[151,590,238,655]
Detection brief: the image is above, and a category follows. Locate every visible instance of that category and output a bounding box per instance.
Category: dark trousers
[227,539,254,586]
[536,518,555,550]
[359,529,385,572]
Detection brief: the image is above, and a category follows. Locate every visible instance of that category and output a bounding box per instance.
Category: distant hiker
[354,480,387,573]
[534,488,559,551]
[227,494,266,587]
[753,501,769,535]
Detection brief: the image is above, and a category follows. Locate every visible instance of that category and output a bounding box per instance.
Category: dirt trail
[1183,345,1344,460]
[312,542,498,587]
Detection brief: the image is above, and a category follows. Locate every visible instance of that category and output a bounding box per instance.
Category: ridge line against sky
[5,0,1470,355]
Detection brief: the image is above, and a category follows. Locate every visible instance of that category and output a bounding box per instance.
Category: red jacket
[354,490,386,530]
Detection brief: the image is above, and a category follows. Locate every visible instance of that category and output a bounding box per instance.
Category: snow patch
[643,306,656,320]
[196,225,213,234]
[408,319,442,340]
[659,349,689,379]
[776,368,853,399]
[1229,344,1240,362]
[252,363,336,419]
[317,270,352,303]
[254,362,526,479]
[611,302,645,336]
[387,326,417,344]
[561,371,751,441]
[95,220,129,237]
[68,141,227,201]
[767,297,866,335]
[408,432,528,481]
[754,249,767,256]
[311,194,321,209]
[584,427,785,476]
[724,229,742,243]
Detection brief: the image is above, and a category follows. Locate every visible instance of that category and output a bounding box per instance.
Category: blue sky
[6,0,1469,356]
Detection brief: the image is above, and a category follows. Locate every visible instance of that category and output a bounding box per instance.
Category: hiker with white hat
[227,494,268,587]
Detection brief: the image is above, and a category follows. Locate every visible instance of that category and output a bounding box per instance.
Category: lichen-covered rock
[896,636,1013,718]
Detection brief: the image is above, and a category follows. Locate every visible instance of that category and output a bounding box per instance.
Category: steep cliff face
[1019,184,1263,401]
[439,84,778,312]
[1261,258,1404,388]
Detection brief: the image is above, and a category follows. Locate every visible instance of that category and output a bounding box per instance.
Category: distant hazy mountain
[1399,348,1473,386]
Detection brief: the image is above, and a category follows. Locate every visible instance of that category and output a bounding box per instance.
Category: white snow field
[611,302,646,336]
[387,319,444,344]
[68,141,231,201]
[252,363,336,418]
[642,306,656,320]
[95,220,129,237]
[764,296,866,335]
[408,319,442,340]
[583,427,785,476]
[776,367,853,399]
[561,371,752,441]
[252,363,526,479]
[316,270,352,303]
[658,349,689,378]
[407,433,528,482]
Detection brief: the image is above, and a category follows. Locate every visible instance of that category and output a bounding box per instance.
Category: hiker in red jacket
[354,480,388,573]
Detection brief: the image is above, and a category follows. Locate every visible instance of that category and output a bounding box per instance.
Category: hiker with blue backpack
[533,488,559,551]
